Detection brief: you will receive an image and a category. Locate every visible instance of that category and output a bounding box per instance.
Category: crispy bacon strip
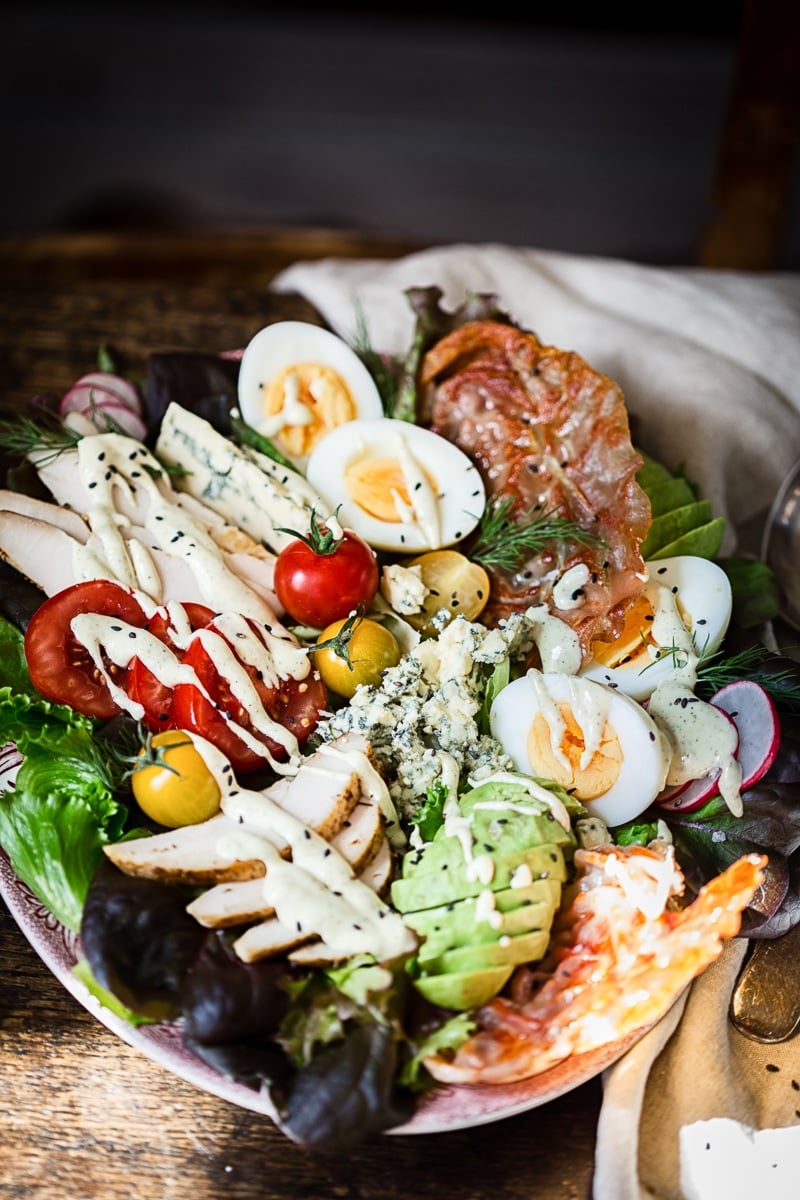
[425,844,766,1085]
[420,321,651,658]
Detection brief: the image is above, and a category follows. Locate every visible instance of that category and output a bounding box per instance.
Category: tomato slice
[24,580,148,720]
[171,623,326,774]
[145,602,216,651]
[126,602,216,732]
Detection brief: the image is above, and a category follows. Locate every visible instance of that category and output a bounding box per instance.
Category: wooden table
[0,230,601,1200]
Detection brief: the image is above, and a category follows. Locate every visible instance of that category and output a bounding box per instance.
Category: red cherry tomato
[274,528,379,628]
[170,619,326,774]
[125,602,216,732]
[24,579,148,720]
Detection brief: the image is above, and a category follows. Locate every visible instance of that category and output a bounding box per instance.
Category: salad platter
[1,255,799,1157]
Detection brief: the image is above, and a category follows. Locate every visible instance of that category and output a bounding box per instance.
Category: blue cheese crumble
[315,609,538,817]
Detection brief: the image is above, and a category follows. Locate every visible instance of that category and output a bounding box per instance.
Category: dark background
[4,2,799,267]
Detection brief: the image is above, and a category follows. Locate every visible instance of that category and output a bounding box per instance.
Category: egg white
[490,670,669,827]
[236,321,384,469]
[580,555,733,702]
[305,417,486,553]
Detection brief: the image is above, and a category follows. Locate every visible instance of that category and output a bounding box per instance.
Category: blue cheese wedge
[155,402,324,553]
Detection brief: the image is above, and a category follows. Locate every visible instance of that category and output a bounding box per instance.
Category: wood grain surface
[0,230,600,1200]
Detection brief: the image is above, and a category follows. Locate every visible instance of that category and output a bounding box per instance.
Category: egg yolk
[344,455,439,523]
[590,593,657,669]
[525,703,623,801]
[263,363,356,455]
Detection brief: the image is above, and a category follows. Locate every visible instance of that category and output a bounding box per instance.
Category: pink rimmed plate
[0,744,641,1137]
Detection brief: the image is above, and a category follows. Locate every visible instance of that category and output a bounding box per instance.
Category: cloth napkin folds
[271,244,800,1199]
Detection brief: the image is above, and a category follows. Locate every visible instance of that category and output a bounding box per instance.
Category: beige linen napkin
[271,244,800,1197]
[273,243,800,552]
[595,941,800,1200]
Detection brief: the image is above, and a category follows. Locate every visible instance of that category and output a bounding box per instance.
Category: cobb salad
[0,287,799,1149]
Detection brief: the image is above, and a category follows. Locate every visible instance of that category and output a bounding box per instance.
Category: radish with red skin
[60,375,148,440]
[60,371,143,416]
[656,680,781,813]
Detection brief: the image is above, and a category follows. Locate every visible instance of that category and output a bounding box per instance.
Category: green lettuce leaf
[0,618,132,932]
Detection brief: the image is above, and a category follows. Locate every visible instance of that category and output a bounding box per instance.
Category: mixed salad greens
[1,288,800,1150]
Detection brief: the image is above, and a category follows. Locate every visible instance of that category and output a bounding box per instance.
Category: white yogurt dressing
[69,602,311,774]
[644,578,743,815]
[389,431,440,548]
[190,736,416,962]
[72,433,278,623]
[531,561,744,816]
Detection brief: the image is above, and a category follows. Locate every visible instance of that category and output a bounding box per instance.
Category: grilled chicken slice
[0,512,85,597]
[103,812,273,885]
[104,750,363,883]
[0,495,280,613]
[0,490,91,540]
[231,836,394,963]
[186,811,388,929]
[232,915,315,963]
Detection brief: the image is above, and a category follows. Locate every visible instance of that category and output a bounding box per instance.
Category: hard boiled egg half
[237,321,384,470]
[306,418,486,553]
[580,556,732,702]
[490,670,669,827]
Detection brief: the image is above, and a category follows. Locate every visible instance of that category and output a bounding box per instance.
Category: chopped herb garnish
[469,496,604,572]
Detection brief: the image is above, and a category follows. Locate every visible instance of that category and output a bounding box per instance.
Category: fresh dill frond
[0,413,83,465]
[469,497,604,572]
[351,303,401,418]
[696,643,800,712]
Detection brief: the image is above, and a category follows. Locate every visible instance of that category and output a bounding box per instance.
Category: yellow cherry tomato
[313,615,401,698]
[131,730,221,828]
[405,549,491,636]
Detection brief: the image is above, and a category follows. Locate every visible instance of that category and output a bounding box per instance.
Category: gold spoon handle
[729,922,800,1042]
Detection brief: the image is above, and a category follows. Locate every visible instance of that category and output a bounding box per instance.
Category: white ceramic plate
[0,745,642,1136]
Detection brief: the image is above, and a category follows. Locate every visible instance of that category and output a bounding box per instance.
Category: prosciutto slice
[419,321,651,657]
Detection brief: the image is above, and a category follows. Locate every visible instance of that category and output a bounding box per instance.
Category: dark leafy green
[181,933,291,1044]
[270,1021,415,1151]
[81,860,208,1019]
[719,555,781,629]
[144,351,239,439]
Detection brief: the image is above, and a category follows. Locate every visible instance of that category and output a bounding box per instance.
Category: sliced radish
[60,371,143,416]
[656,680,780,813]
[63,397,148,441]
[711,680,780,788]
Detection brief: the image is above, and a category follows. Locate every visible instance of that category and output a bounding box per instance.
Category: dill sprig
[351,303,403,418]
[0,413,83,465]
[469,497,604,572]
[696,643,800,712]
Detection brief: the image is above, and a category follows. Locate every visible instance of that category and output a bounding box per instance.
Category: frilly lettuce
[0,616,130,931]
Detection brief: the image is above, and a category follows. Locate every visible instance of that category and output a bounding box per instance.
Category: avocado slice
[644,476,696,517]
[640,499,712,558]
[414,896,556,964]
[423,927,552,975]
[403,783,574,880]
[413,964,514,1011]
[407,878,561,957]
[391,842,568,912]
[648,517,726,561]
[636,453,674,490]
